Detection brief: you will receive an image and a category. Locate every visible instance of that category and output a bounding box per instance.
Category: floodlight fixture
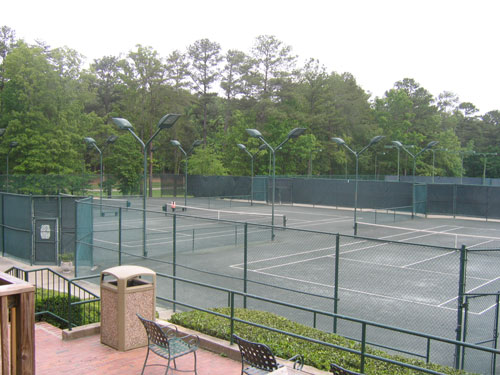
[170,140,182,148]
[106,135,118,144]
[246,129,263,139]
[287,127,306,139]
[112,117,133,130]
[158,113,181,129]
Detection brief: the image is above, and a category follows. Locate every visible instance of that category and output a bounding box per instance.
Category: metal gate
[461,293,500,374]
[34,218,58,264]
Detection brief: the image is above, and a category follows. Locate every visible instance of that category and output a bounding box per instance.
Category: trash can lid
[101,265,156,280]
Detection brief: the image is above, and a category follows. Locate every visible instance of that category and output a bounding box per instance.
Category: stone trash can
[100,265,156,351]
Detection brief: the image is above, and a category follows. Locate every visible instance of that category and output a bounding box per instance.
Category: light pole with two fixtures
[237,143,265,206]
[391,140,439,217]
[6,141,18,193]
[113,114,181,256]
[246,128,306,239]
[332,136,385,235]
[170,139,202,207]
[84,135,118,215]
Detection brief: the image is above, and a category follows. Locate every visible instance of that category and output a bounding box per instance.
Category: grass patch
[170,308,472,375]
[35,288,100,329]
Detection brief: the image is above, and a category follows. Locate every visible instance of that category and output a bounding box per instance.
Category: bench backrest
[330,363,363,375]
[137,314,171,348]
[233,334,279,372]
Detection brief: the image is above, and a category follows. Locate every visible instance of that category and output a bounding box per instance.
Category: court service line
[247,268,459,312]
[438,275,500,308]
[402,251,457,268]
[338,256,492,281]
[286,217,353,229]
[230,245,336,268]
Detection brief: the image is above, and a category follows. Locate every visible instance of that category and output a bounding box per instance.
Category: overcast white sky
[2,0,499,114]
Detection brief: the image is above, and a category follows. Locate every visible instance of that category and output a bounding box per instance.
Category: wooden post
[0,272,35,374]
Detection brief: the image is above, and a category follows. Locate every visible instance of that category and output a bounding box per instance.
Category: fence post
[360,322,366,373]
[67,280,73,331]
[230,292,235,344]
[455,244,467,369]
[334,234,340,333]
[29,194,34,266]
[1,193,4,258]
[453,184,457,219]
[118,207,122,266]
[244,223,248,308]
[173,214,177,312]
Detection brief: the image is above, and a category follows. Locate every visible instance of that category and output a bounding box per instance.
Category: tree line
[0,25,499,194]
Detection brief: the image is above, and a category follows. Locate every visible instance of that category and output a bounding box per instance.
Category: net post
[283,215,287,228]
[454,244,467,369]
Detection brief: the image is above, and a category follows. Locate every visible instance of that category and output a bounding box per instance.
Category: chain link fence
[73,199,500,372]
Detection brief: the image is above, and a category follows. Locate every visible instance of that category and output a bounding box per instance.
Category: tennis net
[97,198,131,216]
[357,221,500,249]
[162,204,286,227]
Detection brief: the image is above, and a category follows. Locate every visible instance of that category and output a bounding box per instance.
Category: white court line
[402,251,457,268]
[231,246,335,268]
[245,268,460,313]
[286,218,353,229]
[438,276,500,307]
[242,267,488,315]
[467,239,497,249]
[254,254,332,272]
[96,225,272,248]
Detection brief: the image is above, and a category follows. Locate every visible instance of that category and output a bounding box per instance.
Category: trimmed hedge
[35,288,100,329]
[170,308,473,375]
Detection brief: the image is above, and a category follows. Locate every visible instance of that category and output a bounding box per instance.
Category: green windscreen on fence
[3,194,32,262]
[76,197,93,269]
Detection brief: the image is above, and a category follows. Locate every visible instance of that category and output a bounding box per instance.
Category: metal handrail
[8,266,499,373]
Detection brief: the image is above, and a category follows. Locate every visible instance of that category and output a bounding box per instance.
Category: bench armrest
[288,354,304,370]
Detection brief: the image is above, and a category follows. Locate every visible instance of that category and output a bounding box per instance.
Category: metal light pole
[392,140,438,217]
[84,137,103,211]
[6,141,18,193]
[475,152,498,186]
[384,144,400,181]
[237,143,263,206]
[84,135,118,215]
[308,148,322,177]
[113,114,181,257]
[171,139,202,207]
[246,128,306,239]
[332,136,384,235]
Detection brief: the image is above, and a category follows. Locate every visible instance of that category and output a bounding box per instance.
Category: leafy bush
[170,308,471,375]
[35,288,100,329]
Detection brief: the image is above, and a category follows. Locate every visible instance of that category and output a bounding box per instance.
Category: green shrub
[35,288,100,329]
[170,308,471,375]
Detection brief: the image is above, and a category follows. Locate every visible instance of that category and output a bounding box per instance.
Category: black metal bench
[233,334,304,375]
[330,363,363,375]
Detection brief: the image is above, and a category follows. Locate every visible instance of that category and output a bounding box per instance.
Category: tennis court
[80,198,500,373]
